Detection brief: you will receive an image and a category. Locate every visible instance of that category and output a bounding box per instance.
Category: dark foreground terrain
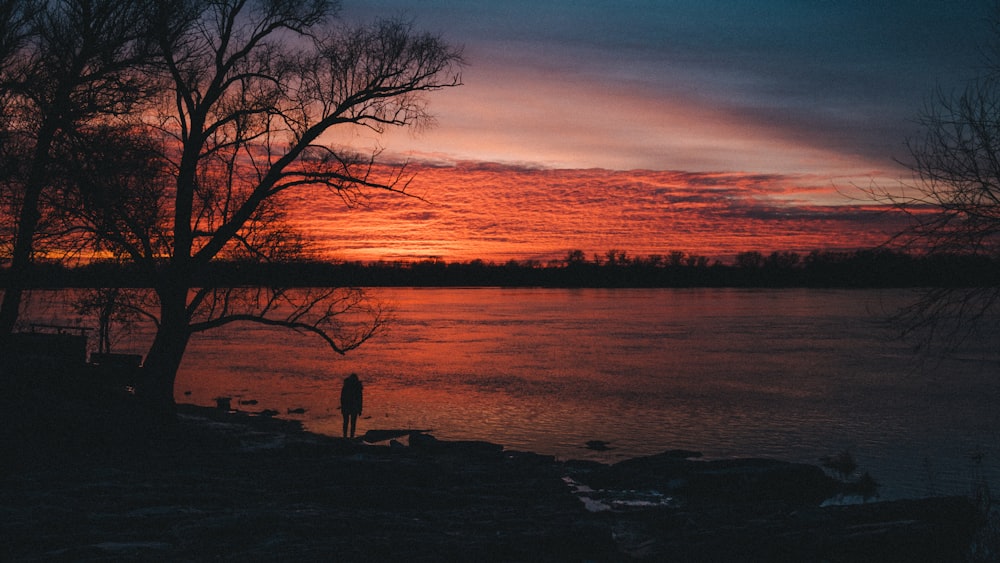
[1,393,996,562]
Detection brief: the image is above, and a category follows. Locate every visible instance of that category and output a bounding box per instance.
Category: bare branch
[187,286,389,355]
[867,59,1000,353]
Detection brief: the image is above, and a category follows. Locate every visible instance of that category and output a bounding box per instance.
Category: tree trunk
[0,197,38,335]
[137,283,190,418]
[0,124,56,337]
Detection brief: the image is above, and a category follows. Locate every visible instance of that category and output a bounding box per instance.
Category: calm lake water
[18,287,1000,501]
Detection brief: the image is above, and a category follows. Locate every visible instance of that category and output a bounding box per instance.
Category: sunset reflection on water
[16,287,1000,500]
[167,288,999,500]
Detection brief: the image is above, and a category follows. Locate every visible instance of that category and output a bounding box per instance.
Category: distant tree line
[5,248,997,289]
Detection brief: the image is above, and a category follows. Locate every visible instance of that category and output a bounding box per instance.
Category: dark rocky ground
[1,390,997,562]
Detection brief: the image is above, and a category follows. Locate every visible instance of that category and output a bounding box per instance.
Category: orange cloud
[285,162,907,263]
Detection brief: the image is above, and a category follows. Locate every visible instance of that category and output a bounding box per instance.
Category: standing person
[340,373,363,438]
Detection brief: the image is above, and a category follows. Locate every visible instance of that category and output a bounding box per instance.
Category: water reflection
[18,287,1000,500]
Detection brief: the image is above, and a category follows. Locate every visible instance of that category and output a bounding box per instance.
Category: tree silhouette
[870,36,1000,351]
[0,0,156,337]
[99,0,463,414]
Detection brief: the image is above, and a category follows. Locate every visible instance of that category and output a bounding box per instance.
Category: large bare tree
[91,0,463,414]
[873,74,1000,352]
[0,0,156,337]
[0,0,33,272]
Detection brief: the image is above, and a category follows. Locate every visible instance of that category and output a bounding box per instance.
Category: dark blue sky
[341,1,994,179]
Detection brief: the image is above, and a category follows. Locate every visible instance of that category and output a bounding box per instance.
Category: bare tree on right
[871,70,1000,353]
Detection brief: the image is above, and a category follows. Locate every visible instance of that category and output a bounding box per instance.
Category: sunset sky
[307,1,996,263]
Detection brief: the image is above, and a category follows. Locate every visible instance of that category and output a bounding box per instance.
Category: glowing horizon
[286,162,910,264]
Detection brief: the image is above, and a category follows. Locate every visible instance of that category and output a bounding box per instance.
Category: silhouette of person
[340,373,363,438]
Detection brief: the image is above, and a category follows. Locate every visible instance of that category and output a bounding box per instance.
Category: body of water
[18,287,1000,501]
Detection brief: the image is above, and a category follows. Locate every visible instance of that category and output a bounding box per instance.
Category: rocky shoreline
[1,398,994,562]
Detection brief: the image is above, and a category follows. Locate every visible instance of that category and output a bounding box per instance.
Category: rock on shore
[0,399,989,562]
